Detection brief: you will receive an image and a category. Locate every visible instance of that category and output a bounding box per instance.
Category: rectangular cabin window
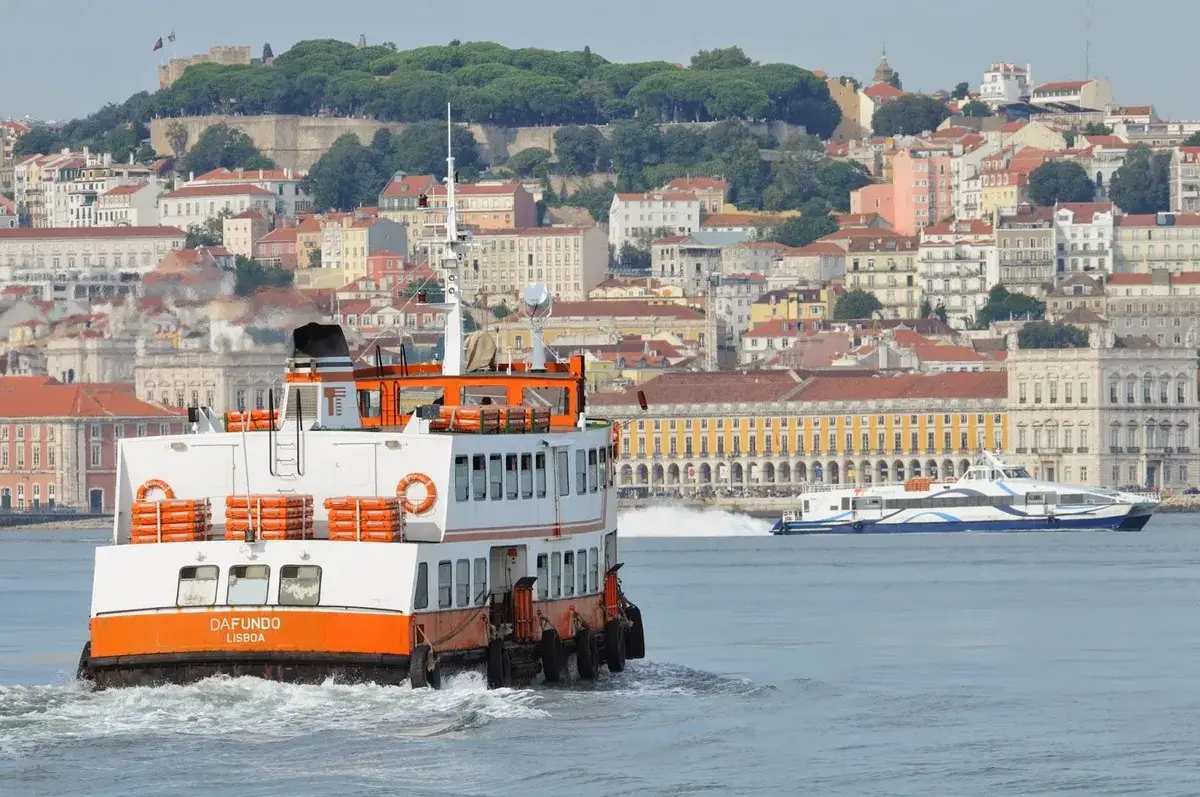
[556,450,570,496]
[535,452,547,497]
[520,453,533,499]
[455,559,470,607]
[576,450,587,495]
[438,560,452,608]
[227,565,270,605]
[563,551,575,597]
[536,553,549,600]
[522,386,569,416]
[397,385,444,416]
[505,454,519,499]
[489,454,503,500]
[589,547,599,593]
[604,532,617,573]
[577,549,588,594]
[279,565,321,606]
[176,565,219,607]
[474,557,488,605]
[588,449,599,492]
[551,552,562,597]
[472,454,487,500]
[356,389,381,419]
[454,455,469,502]
[599,447,608,488]
[414,562,429,609]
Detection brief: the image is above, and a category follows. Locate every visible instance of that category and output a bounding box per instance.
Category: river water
[3,507,1200,796]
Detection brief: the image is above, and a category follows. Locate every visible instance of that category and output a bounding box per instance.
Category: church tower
[872,47,895,85]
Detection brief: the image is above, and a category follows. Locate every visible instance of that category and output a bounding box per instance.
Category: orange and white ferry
[76,129,644,690]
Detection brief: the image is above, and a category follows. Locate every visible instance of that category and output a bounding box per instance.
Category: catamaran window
[227,565,270,605]
[454,455,470,502]
[599,447,608,488]
[535,452,547,497]
[474,558,488,605]
[536,554,549,600]
[589,547,599,593]
[176,565,219,607]
[1003,467,1031,478]
[414,562,429,609]
[455,559,470,607]
[520,453,533,499]
[505,454,518,499]
[438,560,452,608]
[551,552,562,597]
[556,450,570,496]
[489,454,503,500]
[357,389,381,419]
[563,552,575,597]
[576,450,587,495]
[588,449,599,492]
[577,549,588,595]
[472,455,487,500]
[279,565,321,606]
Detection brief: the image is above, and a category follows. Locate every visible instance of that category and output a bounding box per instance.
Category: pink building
[0,377,186,513]
[889,147,954,236]
[849,184,896,228]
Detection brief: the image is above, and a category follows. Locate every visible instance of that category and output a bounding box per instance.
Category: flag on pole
[168,30,176,42]
[152,36,163,52]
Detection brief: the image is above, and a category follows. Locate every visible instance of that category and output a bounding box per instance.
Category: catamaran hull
[771,508,1155,535]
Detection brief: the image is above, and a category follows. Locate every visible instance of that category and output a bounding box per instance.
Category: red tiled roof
[781,242,846,257]
[428,182,523,196]
[744,319,818,338]
[652,234,688,245]
[194,167,300,182]
[1000,121,1027,133]
[795,372,1007,402]
[864,83,905,100]
[380,174,437,198]
[1115,214,1200,228]
[1080,135,1130,149]
[1055,201,1114,222]
[0,378,185,419]
[589,370,805,406]
[1033,80,1091,93]
[663,177,727,191]
[100,182,150,198]
[701,213,783,227]
[922,219,994,237]
[614,192,698,202]
[255,227,297,244]
[165,184,274,199]
[230,210,267,221]
[366,250,404,259]
[0,226,185,241]
[518,301,703,320]
[474,227,590,237]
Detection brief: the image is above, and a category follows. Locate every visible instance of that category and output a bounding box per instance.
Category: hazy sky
[1,0,1192,122]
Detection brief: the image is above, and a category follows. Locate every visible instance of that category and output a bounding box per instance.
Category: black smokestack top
[291,322,350,359]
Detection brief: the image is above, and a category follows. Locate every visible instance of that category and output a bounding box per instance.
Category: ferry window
[472,454,487,500]
[357,389,381,419]
[523,386,569,416]
[455,559,470,607]
[589,547,599,593]
[536,554,549,600]
[414,562,429,610]
[520,453,533,498]
[227,565,270,605]
[438,560,452,608]
[535,452,547,497]
[176,565,219,607]
[556,450,570,496]
[603,532,617,572]
[454,455,470,502]
[505,454,519,499]
[575,450,587,494]
[397,385,444,416]
[279,565,321,606]
[588,449,599,492]
[489,454,503,500]
[551,552,562,597]
[474,558,488,605]
[577,549,588,595]
[599,447,608,488]
[563,552,575,596]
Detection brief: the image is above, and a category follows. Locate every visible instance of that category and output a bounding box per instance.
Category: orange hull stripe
[90,610,411,658]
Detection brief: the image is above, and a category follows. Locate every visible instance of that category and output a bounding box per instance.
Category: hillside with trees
[15,40,842,161]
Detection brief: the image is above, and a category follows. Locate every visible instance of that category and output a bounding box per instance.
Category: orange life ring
[396,473,437,515]
[136,479,175,501]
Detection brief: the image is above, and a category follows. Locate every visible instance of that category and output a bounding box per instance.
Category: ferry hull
[771,510,1154,535]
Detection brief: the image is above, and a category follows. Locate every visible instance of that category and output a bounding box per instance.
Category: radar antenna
[521,283,553,372]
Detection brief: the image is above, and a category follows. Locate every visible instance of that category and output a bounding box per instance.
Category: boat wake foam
[0,671,546,759]
[591,660,776,698]
[618,505,772,537]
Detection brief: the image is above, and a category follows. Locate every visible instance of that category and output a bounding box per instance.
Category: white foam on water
[0,670,546,759]
[618,505,772,537]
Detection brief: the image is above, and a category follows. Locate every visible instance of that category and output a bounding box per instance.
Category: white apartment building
[94,182,164,227]
[0,226,186,274]
[1029,78,1113,111]
[1054,201,1115,274]
[712,273,768,350]
[996,207,1055,296]
[65,160,159,227]
[465,226,609,302]
[1007,333,1199,490]
[650,231,751,296]
[1170,147,1200,213]
[134,347,287,414]
[1113,213,1200,273]
[159,184,279,230]
[979,63,1030,107]
[918,219,998,329]
[188,167,314,218]
[609,192,701,256]
[222,210,269,260]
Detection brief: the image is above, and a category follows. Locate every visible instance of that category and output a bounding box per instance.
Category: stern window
[536,553,549,600]
[577,549,588,595]
[520,453,533,499]
[563,551,575,597]
[556,450,570,496]
[535,452,547,497]
[414,562,429,609]
[471,454,487,500]
[279,565,321,606]
[473,557,488,605]
[488,454,503,500]
[454,455,469,502]
[227,565,270,605]
[437,560,452,608]
[505,454,518,499]
[551,552,562,597]
[176,565,219,607]
[455,559,470,607]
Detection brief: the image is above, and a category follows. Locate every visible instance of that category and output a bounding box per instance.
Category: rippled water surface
[4,509,1200,796]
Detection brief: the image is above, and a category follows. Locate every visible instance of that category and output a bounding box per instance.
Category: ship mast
[440,103,468,377]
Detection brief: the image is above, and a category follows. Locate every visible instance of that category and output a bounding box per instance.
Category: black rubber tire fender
[574,628,598,681]
[486,639,510,689]
[624,605,646,660]
[76,641,91,682]
[540,628,565,683]
[408,644,441,689]
[604,618,626,673]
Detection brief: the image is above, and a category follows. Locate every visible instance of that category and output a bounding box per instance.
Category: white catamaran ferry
[77,121,644,689]
[771,452,1159,535]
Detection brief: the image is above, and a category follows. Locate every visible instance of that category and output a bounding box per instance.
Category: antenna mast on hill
[440,103,469,377]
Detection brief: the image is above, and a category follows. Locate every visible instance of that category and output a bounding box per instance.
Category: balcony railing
[1127,446,1141,454]
[1110,446,1124,454]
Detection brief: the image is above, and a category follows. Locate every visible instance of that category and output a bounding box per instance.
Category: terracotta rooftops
[614,192,698,202]
[516,300,703,320]
[165,184,274,199]
[663,177,727,191]
[0,378,185,419]
[256,227,298,244]
[794,371,1007,402]
[380,174,437,198]
[1115,213,1200,227]
[100,182,150,197]
[1033,80,1091,92]
[863,83,905,100]
[194,167,301,182]
[589,370,805,406]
